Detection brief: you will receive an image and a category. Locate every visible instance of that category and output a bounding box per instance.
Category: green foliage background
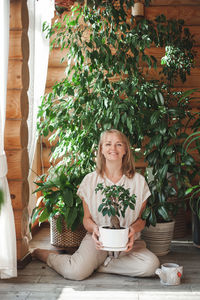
[36,0,199,226]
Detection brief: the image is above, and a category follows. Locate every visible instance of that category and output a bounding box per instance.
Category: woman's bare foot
[32,249,64,263]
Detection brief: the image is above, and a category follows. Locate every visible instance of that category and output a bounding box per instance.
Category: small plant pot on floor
[99,226,129,251]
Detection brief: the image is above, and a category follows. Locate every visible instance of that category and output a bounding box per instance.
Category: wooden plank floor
[1,226,200,300]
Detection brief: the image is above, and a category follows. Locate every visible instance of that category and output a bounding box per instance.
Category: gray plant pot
[141,220,175,256]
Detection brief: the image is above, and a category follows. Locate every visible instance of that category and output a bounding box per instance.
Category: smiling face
[101,133,126,162]
[96,129,135,178]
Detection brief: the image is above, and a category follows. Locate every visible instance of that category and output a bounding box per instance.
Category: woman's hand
[92,225,103,250]
[125,226,135,252]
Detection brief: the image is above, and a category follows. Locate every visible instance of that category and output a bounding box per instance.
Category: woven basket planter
[50,216,86,248]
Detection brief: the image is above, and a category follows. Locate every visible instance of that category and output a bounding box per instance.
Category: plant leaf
[56,215,63,233]
[63,189,73,207]
[39,207,50,223]
[158,206,170,221]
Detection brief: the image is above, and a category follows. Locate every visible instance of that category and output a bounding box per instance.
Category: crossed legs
[32,234,160,280]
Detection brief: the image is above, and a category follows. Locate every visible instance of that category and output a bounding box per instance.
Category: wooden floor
[1,226,200,300]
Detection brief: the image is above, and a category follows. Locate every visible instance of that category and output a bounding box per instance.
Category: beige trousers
[47,233,160,281]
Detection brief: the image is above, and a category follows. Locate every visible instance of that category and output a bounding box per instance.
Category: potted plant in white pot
[95,183,136,250]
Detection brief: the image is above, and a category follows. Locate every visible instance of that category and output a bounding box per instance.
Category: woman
[33,129,160,280]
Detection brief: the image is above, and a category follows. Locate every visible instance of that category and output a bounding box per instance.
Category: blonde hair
[96,129,135,178]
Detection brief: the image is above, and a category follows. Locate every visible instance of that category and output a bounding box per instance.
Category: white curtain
[27,0,55,218]
[0,0,17,279]
[27,0,55,168]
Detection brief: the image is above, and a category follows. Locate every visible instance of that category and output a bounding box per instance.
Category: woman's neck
[104,161,123,183]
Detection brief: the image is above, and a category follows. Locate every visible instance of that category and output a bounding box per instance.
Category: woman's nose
[110,144,116,150]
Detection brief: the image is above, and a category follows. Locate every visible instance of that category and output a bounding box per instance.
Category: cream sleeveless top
[77,171,150,240]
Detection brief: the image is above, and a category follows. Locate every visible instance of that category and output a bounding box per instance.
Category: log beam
[6,0,30,263]
[9,179,29,210]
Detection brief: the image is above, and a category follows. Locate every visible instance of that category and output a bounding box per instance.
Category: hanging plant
[157,14,196,85]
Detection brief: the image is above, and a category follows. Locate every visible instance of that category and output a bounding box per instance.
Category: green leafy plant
[183,124,200,219]
[141,89,199,226]
[141,178,177,227]
[31,165,87,232]
[161,45,194,84]
[95,183,136,228]
[55,0,152,15]
[40,7,195,168]
[186,184,200,218]
[37,0,197,228]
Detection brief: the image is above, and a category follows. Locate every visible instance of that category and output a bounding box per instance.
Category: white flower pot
[99,226,129,251]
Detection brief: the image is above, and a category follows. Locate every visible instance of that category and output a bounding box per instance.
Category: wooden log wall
[5,0,30,261]
[41,0,200,174]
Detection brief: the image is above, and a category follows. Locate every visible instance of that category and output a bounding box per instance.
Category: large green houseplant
[36,0,197,244]
[184,129,200,215]
[141,89,199,227]
[31,164,87,234]
[140,88,199,255]
[183,118,200,247]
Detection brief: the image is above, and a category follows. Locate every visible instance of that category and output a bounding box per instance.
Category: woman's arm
[125,200,147,252]
[82,199,102,249]
[82,199,97,233]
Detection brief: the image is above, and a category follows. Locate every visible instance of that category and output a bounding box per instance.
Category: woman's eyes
[105,143,123,146]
